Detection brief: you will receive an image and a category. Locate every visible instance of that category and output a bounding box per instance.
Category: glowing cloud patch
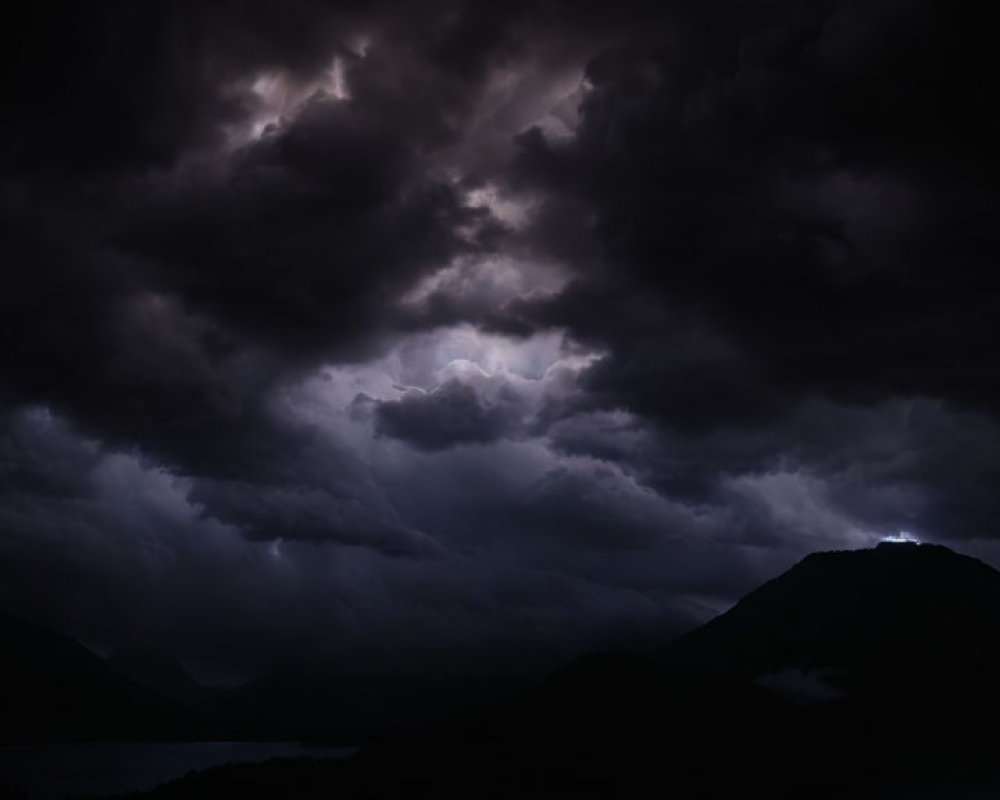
[224,57,352,149]
[881,531,920,544]
[465,184,531,230]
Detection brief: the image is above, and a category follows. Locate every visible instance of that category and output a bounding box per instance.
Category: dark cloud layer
[1,0,999,677]
[375,379,523,450]
[513,1,1000,426]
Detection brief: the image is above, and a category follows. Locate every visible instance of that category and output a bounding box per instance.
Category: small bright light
[881,530,919,544]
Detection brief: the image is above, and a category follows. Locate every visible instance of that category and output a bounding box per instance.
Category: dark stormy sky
[2,0,999,679]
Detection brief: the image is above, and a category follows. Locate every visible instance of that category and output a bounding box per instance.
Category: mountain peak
[663,542,1000,694]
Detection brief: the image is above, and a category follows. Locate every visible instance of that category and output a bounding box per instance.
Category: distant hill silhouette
[0,609,531,746]
[204,673,533,743]
[0,611,195,743]
[107,644,208,707]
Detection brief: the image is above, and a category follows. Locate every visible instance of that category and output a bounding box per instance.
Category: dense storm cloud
[1,0,998,678]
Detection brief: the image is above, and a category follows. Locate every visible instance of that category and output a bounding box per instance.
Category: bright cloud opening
[225,57,352,148]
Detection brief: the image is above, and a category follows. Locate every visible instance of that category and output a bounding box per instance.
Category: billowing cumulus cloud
[1,0,998,677]
[375,379,524,450]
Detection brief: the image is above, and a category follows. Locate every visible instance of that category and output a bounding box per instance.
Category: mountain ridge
[662,540,1000,693]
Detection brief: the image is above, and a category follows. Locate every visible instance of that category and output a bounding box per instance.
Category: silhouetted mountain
[0,611,197,743]
[107,644,207,707]
[664,541,1000,700]
[651,541,1000,780]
